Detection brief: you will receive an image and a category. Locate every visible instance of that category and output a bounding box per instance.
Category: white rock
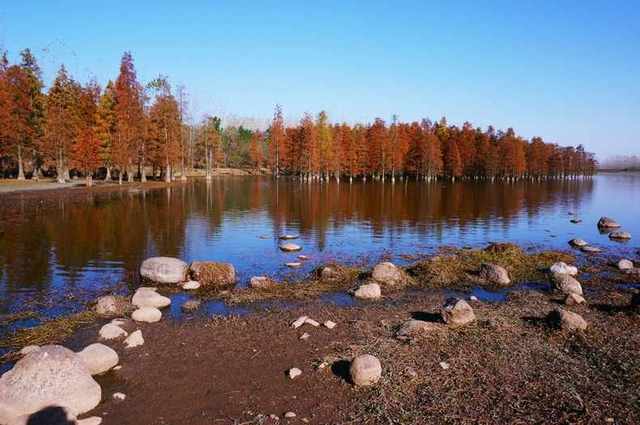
[280,243,302,252]
[618,259,634,271]
[0,345,101,419]
[140,256,188,284]
[249,276,275,289]
[439,361,450,370]
[99,323,128,340]
[371,262,404,286]
[284,412,297,418]
[286,262,302,268]
[124,330,144,348]
[299,333,310,340]
[181,280,201,290]
[291,316,308,329]
[77,417,103,425]
[469,295,479,301]
[350,354,382,386]
[132,288,171,309]
[19,345,40,356]
[353,283,382,300]
[550,262,578,276]
[132,306,162,323]
[112,392,126,401]
[288,368,302,379]
[279,234,299,240]
[324,320,337,329]
[77,343,119,375]
[304,318,320,327]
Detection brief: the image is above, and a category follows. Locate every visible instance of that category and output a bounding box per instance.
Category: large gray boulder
[479,263,511,286]
[0,345,101,421]
[371,262,406,286]
[140,257,188,284]
[77,343,119,375]
[349,354,382,386]
[441,298,476,326]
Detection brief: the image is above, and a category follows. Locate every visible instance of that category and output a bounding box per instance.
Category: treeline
[0,50,596,184]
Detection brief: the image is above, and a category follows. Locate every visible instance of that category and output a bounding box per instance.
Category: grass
[0,310,96,349]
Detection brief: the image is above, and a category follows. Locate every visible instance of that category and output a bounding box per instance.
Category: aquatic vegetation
[0,310,96,349]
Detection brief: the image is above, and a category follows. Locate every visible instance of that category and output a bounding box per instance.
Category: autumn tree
[249,130,263,170]
[147,77,181,182]
[95,81,116,180]
[267,105,286,177]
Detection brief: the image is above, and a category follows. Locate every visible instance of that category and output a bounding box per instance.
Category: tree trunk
[86,174,93,187]
[165,163,171,183]
[105,166,112,181]
[17,144,25,180]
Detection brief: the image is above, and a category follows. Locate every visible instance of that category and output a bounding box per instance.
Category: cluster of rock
[597,216,632,241]
[140,256,236,290]
[349,261,411,301]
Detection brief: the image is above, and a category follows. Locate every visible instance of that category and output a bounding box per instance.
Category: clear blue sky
[1,1,638,160]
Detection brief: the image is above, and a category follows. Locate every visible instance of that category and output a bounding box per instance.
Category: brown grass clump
[190,261,236,288]
[408,243,574,288]
[0,310,96,349]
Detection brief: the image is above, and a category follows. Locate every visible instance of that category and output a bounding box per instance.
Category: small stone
[552,308,588,331]
[249,276,276,289]
[371,262,405,286]
[181,299,201,312]
[297,255,309,260]
[287,368,302,379]
[350,354,382,386]
[565,293,586,306]
[299,333,310,340]
[597,216,621,229]
[284,412,296,418]
[609,230,631,240]
[441,298,476,326]
[549,262,578,276]
[317,361,329,370]
[439,361,450,370]
[618,259,634,271]
[291,316,308,329]
[77,343,119,375]
[469,295,479,301]
[353,283,381,300]
[569,238,589,248]
[112,392,126,401]
[280,243,302,252]
[478,263,511,286]
[269,414,280,421]
[286,262,302,268]
[304,318,320,327]
[132,306,162,323]
[113,365,122,371]
[132,288,171,309]
[181,280,201,290]
[123,330,144,348]
[95,295,131,317]
[323,320,336,329]
[279,234,299,240]
[99,323,128,340]
[396,319,442,339]
[581,245,602,253]
[19,345,40,356]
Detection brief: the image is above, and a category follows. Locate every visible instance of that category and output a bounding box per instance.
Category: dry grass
[0,310,96,349]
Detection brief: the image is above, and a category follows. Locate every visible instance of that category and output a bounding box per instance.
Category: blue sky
[1,1,638,159]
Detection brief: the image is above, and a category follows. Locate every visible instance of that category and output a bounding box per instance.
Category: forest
[0,50,597,184]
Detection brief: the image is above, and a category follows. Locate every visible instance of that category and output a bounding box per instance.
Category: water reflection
[1,174,639,317]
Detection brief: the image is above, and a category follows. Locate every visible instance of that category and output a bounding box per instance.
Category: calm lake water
[0,173,638,336]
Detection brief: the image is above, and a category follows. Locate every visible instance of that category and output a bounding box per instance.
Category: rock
[469,295,479,302]
[284,412,296,418]
[320,266,341,281]
[569,238,589,248]
[94,295,131,317]
[371,262,405,286]
[298,255,310,260]
[439,361,450,370]
[618,259,634,271]
[189,261,236,287]
[551,272,583,296]
[299,333,310,340]
[0,345,101,419]
[552,308,588,331]
[441,298,476,326]
[140,256,188,284]
[279,243,302,252]
[77,343,119,375]
[181,299,201,312]
[324,320,337,329]
[269,414,280,421]
[18,345,40,356]
[77,417,103,425]
[112,392,126,401]
[353,283,382,299]
[181,280,201,290]
[287,368,302,379]
[304,318,320,327]
[581,245,602,253]
[124,330,144,348]
[478,263,511,286]
[249,276,276,289]
[286,262,302,268]
[132,288,171,309]
[570,218,582,224]
[597,216,621,229]
[565,293,586,306]
[609,230,631,240]
[395,319,442,339]
[550,262,578,276]
[109,318,130,327]
[291,316,308,328]
[349,354,382,386]
[132,307,162,323]
[99,323,128,340]
[279,234,298,240]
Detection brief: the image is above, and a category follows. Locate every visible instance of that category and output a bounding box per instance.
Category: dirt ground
[65,285,640,425]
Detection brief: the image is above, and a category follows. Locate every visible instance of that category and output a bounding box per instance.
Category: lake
[0,173,638,331]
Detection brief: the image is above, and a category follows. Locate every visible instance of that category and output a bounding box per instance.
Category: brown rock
[189,261,236,287]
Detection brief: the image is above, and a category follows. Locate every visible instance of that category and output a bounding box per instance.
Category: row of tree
[0,50,597,184]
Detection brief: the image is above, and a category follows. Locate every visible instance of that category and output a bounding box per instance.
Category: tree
[249,130,263,170]
[267,105,286,177]
[147,77,181,183]
[95,81,116,180]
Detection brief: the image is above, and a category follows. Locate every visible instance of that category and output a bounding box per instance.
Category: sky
[0,1,638,160]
